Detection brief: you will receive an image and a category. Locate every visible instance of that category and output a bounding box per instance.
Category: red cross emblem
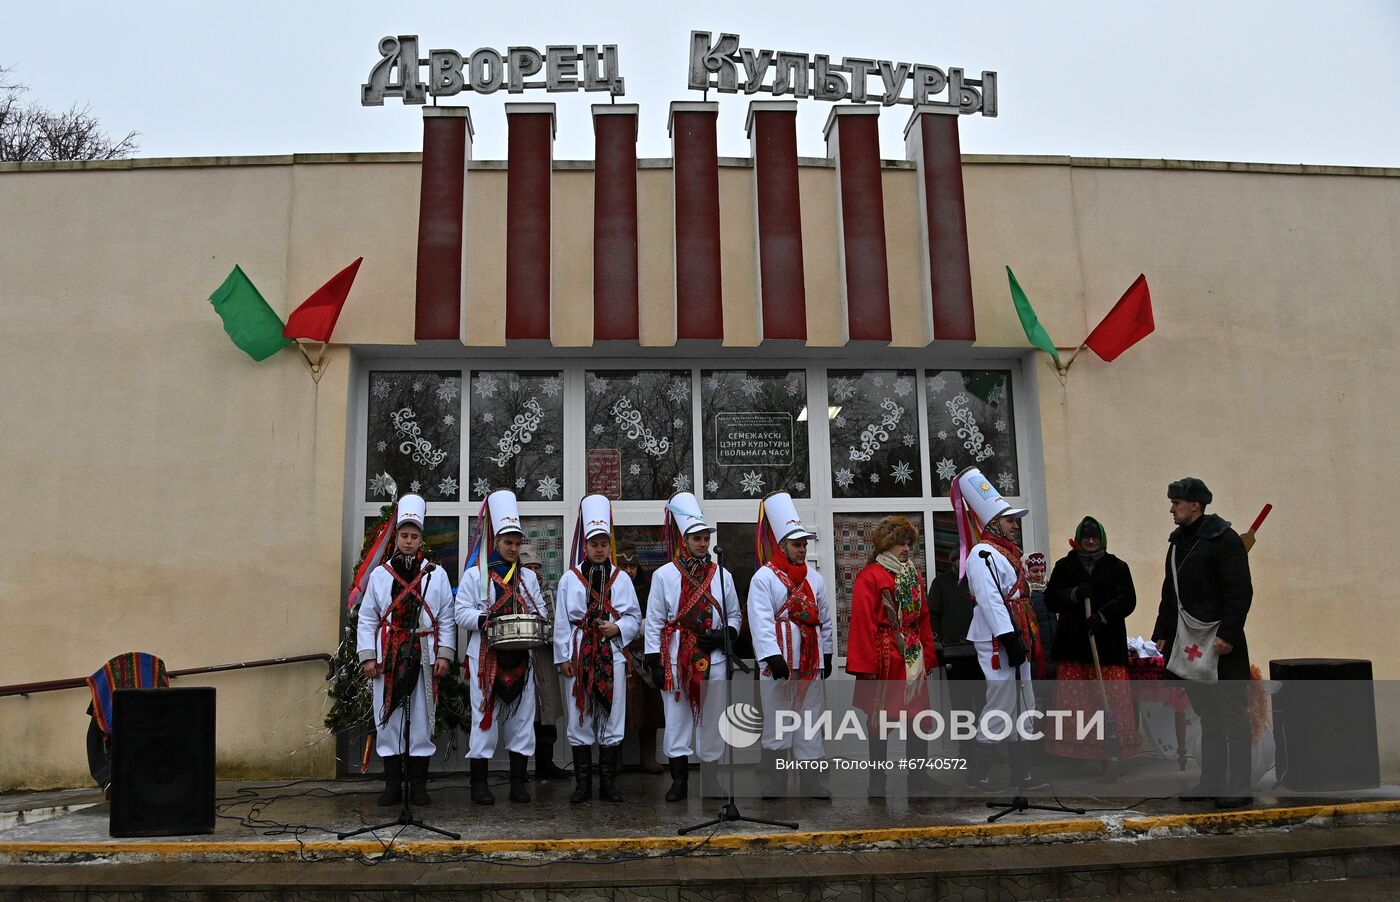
[1184,644,1203,661]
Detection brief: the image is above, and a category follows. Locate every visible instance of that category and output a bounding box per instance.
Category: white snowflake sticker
[544,444,556,456]
[629,462,641,476]
[705,479,720,494]
[937,430,949,440]
[705,376,721,392]
[536,475,561,499]
[893,376,913,397]
[588,374,610,395]
[376,440,387,452]
[673,417,685,429]
[474,373,498,399]
[830,376,858,403]
[437,476,459,497]
[871,375,885,388]
[994,417,1008,434]
[516,477,526,489]
[834,415,847,428]
[739,376,763,399]
[368,472,397,497]
[540,376,563,398]
[412,381,424,393]
[372,379,391,400]
[988,383,1005,405]
[435,380,460,403]
[891,461,913,485]
[473,477,492,498]
[902,433,917,447]
[935,458,957,482]
[996,471,1016,494]
[740,470,765,496]
[443,414,456,427]
[592,424,605,436]
[786,376,802,397]
[672,472,692,492]
[794,481,806,493]
[835,468,855,490]
[665,379,690,403]
[927,374,948,396]
[410,480,421,493]
[869,472,880,483]
[481,412,494,424]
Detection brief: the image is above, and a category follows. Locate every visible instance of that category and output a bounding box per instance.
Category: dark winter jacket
[1045,552,1135,667]
[1152,513,1253,677]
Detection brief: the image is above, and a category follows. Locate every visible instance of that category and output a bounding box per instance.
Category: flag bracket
[293,341,329,384]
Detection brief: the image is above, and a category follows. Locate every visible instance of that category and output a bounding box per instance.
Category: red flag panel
[1084,274,1154,362]
[283,257,363,342]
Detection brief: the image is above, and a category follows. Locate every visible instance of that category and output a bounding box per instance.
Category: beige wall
[2,152,1397,787]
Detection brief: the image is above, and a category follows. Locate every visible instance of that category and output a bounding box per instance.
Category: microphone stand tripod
[341,571,461,842]
[976,550,1084,824]
[679,544,798,835]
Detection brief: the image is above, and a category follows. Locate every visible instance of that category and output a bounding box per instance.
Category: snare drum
[487,613,549,650]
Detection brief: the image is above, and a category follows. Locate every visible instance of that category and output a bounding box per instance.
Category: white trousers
[661,658,729,761]
[467,664,537,759]
[758,675,826,760]
[975,640,1036,743]
[372,675,436,758]
[564,659,628,747]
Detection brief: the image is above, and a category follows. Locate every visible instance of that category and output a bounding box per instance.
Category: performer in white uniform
[643,492,742,802]
[954,467,1045,793]
[748,492,834,799]
[356,494,456,806]
[457,489,549,805]
[554,494,641,803]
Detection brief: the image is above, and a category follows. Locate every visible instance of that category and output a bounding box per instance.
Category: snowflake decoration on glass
[507,377,520,392]
[516,478,526,490]
[786,376,802,397]
[672,473,691,492]
[437,476,458,497]
[830,376,858,403]
[893,376,913,397]
[927,374,948,396]
[412,381,424,393]
[871,375,885,388]
[591,424,605,436]
[988,384,1006,405]
[739,376,763,399]
[794,481,806,493]
[902,433,917,447]
[740,470,765,496]
[536,475,561,500]
[376,440,387,452]
[891,461,914,485]
[543,444,556,455]
[705,376,721,392]
[443,414,456,427]
[705,479,720,494]
[994,417,1008,434]
[540,376,563,398]
[481,412,494,424]
[937,430,948,440]
[435,380,460,403]
[410,480,422,493]
[833,415,847,428]
[368,472,397,497]
[629,462,641,476]
[935,458,958,482]
[587,374,610,395]
[996,471,1016,494]
[371,379,391,400]
[629,374,643,386]
[869,472,880,483]
[835,468,855,490]
[673,417,685,429]
[474,373,498,399]
[665,379,690,404]
[472,477,492,498]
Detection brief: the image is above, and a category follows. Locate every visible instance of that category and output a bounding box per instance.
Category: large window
[468,371,564,501]
[584,370,694,500]
[701,369,810,499]
[827,369,922,499]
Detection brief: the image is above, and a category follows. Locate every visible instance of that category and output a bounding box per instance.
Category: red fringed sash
[377,561,437,725]
[766,563,821,682]
[477,571,529,729]
[661,560,717,721]
[981,533,1044,674]
[569,567,622,719]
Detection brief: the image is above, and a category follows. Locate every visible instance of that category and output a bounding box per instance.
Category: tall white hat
[580,494,613,539]
[666,491,713,536]
[487,489,524,536]
[395,494,426,530]
[760,491,815,543]
[955,466,1028,529]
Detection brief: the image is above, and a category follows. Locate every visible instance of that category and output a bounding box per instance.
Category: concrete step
[1,823,1397,900]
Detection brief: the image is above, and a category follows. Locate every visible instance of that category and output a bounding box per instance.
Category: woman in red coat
[845,516,941,796]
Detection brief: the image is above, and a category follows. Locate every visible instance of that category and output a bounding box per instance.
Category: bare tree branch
[1,64,140,162]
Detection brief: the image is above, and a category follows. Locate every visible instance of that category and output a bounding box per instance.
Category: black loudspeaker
[1269,659,1379,792]
[110,686,216,836]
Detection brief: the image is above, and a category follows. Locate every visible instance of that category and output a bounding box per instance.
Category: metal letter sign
[687,31,996,115]
[363,36,626,105]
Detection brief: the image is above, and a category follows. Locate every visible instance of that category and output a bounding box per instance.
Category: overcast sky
[5,1,1399,167]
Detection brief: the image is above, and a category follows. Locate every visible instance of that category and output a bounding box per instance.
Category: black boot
[469,757,494,805]
[598,745,623,803]
[964,742,998,793]
[1182,727,1227,800]
[508,752,532,803]
[377,755,403,807]
[407,756,432,806]
[535,724,571,780]
[760,748,787,800]
[569,746,592,804]
[1008,742,1049,793]
[639,728,664,774]
[665,756,689,802]
[867,737,888,798]
[907,738,949,795]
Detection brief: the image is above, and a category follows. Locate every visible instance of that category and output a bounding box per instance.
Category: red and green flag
[1006,266,1061,366]
[1084,274,1154,362]
[283,257,363,343]
[208,266,291,361]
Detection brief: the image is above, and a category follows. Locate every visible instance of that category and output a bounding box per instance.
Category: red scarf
[661,555,717,721]
[569,563,621,720]
[477,566,530,729]
[981,532,1044,675]
[765,559,821,685]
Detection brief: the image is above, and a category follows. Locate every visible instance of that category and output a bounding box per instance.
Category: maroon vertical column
[415,108,471,341]
[505,104,554,341]
[747,101,806,341]
[824,107,891,342]
[592,105,640,341]
[668,102,723,341]
[906,110,976,341]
